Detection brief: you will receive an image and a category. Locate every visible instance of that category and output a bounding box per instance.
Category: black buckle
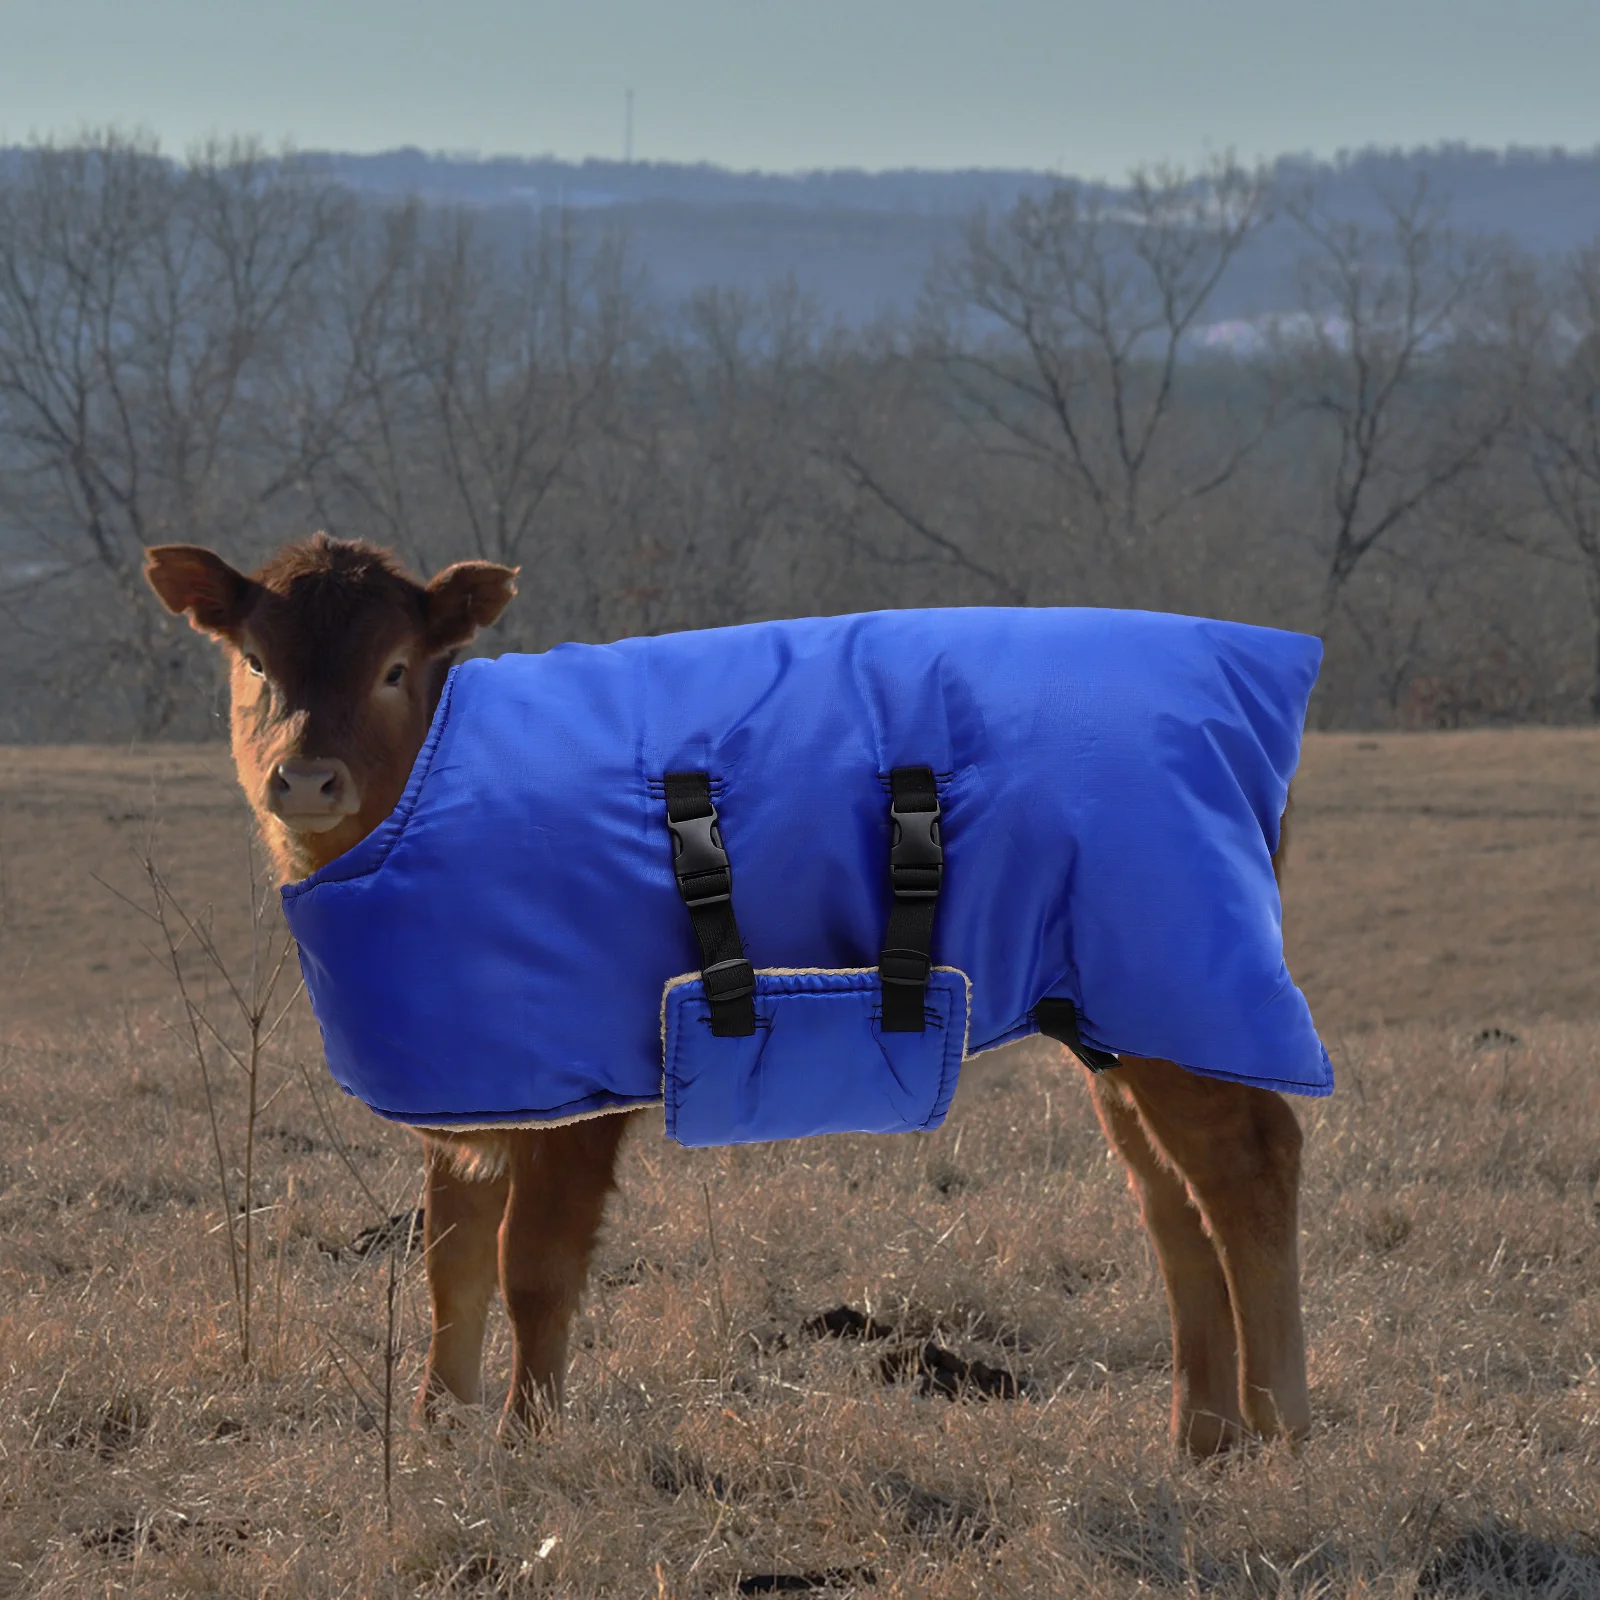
[889,797,942,899]
[701,958,756,1004]
[668,810,732,906]
[879,947,932,986]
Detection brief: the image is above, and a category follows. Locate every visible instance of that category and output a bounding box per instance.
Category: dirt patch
[802,1305,1023,1400]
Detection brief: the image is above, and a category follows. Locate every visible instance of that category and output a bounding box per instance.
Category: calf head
[145,534,518,882]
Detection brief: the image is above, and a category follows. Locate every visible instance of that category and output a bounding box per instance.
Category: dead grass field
[0,732,1597,1597]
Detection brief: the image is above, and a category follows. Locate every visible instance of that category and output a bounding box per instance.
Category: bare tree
[1521,246,1600,717]
[915,158,1271,601]
[1286,180,1522,638]
[422,216,633,572]
[259,200,425,567]
[820,321,1030,607]
[638,279,849,629]
[0,135,348,733]
[0,137,1589,738]
[300,206,640,642]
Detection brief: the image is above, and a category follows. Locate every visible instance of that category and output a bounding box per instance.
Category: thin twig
[384,1245,398,1530]
[702,1179,731,1370]
[296,1057,387,1218]
[140,850,244,1348]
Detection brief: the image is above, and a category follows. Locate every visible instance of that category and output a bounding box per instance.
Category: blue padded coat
[281,607,1330,1145]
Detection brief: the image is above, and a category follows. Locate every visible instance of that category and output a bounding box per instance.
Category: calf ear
[144,545,256,639]
[425,561,519,653]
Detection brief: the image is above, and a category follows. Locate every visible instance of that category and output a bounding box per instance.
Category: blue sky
[3,0,1597,176]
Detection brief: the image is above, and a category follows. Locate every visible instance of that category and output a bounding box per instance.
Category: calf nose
[271,758,355,820]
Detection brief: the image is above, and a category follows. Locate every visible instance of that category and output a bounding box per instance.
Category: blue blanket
[282,607,1330,1142]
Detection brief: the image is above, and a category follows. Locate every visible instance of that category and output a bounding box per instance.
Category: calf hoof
[415,1371,482,1430]
[1178,1406,1310,1460]
[497,1385,562,1444]
[1242,1385,1312,1452]
[1176,1408,1248,1459]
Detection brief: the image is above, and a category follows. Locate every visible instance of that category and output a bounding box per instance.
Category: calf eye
[383,662,406,686]
[243,653,265,678]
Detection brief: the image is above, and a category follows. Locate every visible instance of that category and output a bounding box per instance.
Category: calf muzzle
[270,758,358,831]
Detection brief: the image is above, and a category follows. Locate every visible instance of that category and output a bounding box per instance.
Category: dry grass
[0,733,1597,1597]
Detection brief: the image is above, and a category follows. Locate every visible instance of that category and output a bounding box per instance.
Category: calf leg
[1113,1056,1311,1445]
[499,1114,631,1430]
[1089,1069,1245,1455]
[417,1139,510,1418]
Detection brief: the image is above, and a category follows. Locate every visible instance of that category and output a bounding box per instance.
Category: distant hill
[313,149,1056,215]
[2,141,1596,324]
[311,144,1600,324]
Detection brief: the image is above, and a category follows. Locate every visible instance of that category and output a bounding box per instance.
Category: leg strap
[1034,997,1119,1073]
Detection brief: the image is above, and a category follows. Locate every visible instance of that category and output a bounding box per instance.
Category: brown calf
[145,533,1310,1454]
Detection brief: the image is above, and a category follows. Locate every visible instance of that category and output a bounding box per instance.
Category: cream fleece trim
[962,1035,1021,1064]
[410,1101,659,1135]
[413,964,979,1135]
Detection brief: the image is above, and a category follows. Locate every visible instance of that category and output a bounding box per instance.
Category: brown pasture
[0,731,1597,1596]
[5,731,1598,1033]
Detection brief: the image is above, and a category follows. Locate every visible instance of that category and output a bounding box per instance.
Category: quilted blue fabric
[281,607,1331,1137]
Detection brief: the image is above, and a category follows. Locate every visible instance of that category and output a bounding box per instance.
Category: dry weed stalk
[292,1041,432,1529]
[0,813,11,929]
[104,820,428,1525]
[702,1178,732,1381]
[98,826,301,1366]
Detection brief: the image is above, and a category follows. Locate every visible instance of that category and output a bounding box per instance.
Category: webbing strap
[879,766,943,1032]
[1034,998,1119,1074]
[664,772,756,1036]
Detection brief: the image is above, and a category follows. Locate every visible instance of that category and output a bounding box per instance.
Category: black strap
[878,766,943,1033]
[664,772,756,1036]
[1034,998,1119,1074]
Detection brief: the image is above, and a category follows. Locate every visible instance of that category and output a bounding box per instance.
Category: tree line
[1,135,1598,741]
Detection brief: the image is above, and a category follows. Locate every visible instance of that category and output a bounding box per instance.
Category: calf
[146,532,1310,1455]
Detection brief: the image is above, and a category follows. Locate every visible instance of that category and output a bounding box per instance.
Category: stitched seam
[918,970,970,1129]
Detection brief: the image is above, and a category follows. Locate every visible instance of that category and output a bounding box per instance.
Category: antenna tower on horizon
[625,89,634,164]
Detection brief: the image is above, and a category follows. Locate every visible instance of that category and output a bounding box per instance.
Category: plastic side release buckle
[889,796,942,899]
[668,810,732,906]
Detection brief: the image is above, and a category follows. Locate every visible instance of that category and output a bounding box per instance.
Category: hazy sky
[3,0,1597,177]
